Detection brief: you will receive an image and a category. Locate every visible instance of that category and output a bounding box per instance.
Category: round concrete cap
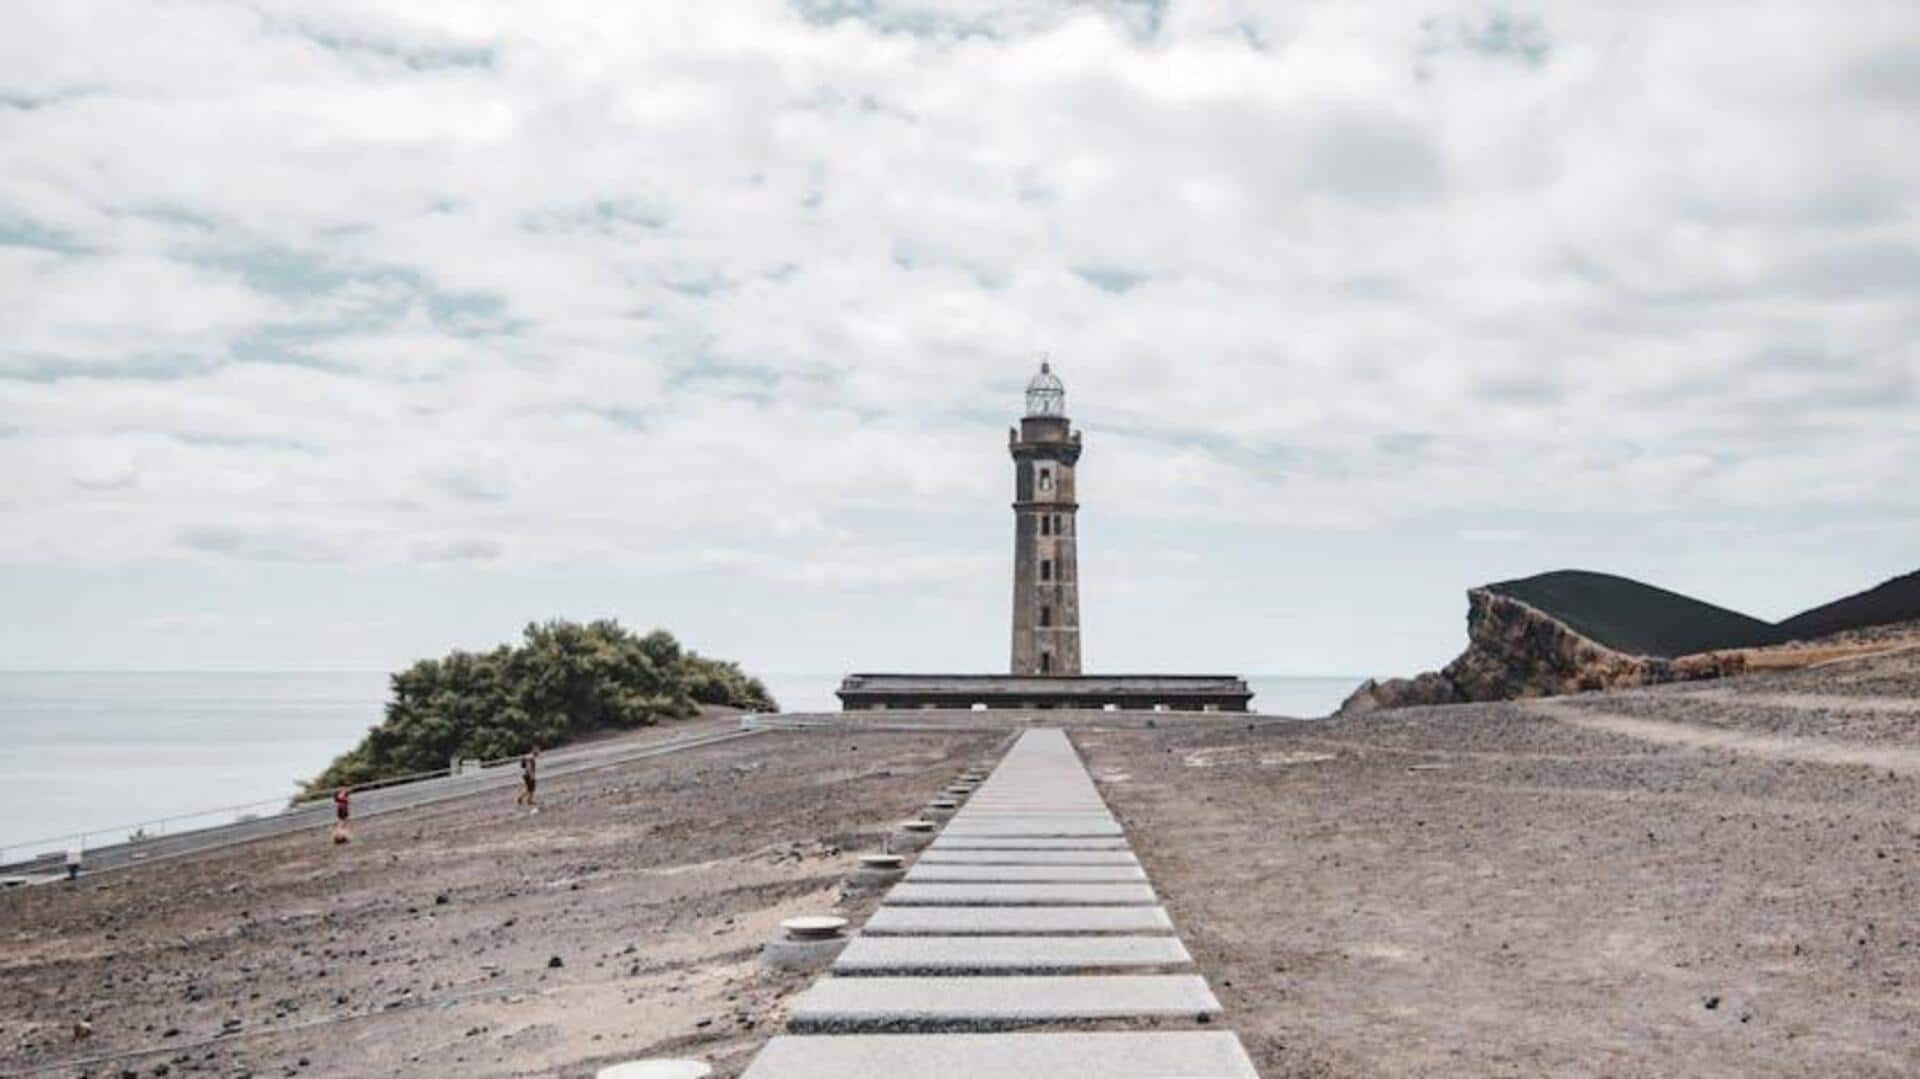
[900,819,936,832]
[596,1061,712,1079]
[928,799,959,809]
[781,915,848,940]
[858,853,904,869]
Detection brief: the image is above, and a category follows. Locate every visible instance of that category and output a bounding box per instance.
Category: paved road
[3,723,760,881]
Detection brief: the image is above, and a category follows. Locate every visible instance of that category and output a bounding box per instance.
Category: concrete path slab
[956,803,1111,810]
[862,906,1174,936]
[742,1032,1259,1078]
[957,811,1111,817]
[903,864,1148,883]
[928,837,1130,851]
[950,807,1114,815]
[916,850,1140,866]
[950,813,1116,821]
[833,935,1190,974]
[883,882,1156,906]
[965,790,1102,796]
[786,974,1221,1031]
[956,793,1094,799]
[957,806,1109,812]
[939,821,1125,837]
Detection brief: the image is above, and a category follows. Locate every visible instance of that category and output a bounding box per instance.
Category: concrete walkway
[742,728,1256,1077]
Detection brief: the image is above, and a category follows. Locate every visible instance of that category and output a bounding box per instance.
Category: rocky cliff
[1338,565,1920,717]
[1337,587,1746,717]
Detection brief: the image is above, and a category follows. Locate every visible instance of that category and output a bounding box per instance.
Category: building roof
[839,673,1249,694]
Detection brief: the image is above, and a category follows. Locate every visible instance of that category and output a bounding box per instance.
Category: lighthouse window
[1040,606,1052,627]
[1038,468,1052,491]
[1052,513,1062,533]
[1040,652,1053,674]
[1041,559,1053,581]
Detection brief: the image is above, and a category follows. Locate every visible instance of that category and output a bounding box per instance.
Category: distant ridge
[1487,570,1781,658]
[1482,567,1920,659]
[1340,564,1920,716]
[1777,569,1920,642]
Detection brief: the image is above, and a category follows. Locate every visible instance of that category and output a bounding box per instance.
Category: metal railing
[0,758,514,872]
[2,794,304,871]
[0,724,763,877]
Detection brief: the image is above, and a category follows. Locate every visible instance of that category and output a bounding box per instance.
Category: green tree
[301,620,775,797]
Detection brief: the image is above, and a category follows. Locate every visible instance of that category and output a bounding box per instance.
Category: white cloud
[0,1,1916,669]
[135,612,279,633]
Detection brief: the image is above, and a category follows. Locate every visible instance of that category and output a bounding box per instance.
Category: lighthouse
[836,363,1251,712]
[1008,362,1083,676]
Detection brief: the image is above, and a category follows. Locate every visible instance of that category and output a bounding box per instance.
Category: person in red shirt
[516,748,541,812]
[332,786,352,844]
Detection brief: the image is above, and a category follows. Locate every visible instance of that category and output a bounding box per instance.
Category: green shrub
[301,620,774,797]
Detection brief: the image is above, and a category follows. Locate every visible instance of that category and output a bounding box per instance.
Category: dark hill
[1777,570,1920,641]
[1487,570,1783,658]
[1338,566,1920,716]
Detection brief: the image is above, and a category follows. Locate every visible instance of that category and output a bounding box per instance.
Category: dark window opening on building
[1041,515,1051,536]
[1040,606,1052,627]
[1038,469,1052,491]
[1040,652,1053,673]
[1041,559,1052,581]
[1052,513,1062,533]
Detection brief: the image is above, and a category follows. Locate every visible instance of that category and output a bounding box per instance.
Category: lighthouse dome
[1024,362,1066,417]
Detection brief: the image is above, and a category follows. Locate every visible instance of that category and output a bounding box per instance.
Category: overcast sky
[2,1,1915,687]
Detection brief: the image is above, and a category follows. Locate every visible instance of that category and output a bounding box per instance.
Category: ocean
[0,671,1355,857]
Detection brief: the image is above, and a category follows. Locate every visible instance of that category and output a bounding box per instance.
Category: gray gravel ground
[1077,647,1920,1078]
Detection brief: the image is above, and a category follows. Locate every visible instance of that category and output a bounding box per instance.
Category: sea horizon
[0,669,1359,855]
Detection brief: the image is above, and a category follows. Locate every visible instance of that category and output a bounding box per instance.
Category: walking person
[331,785,352,844]
[516,747,540,813]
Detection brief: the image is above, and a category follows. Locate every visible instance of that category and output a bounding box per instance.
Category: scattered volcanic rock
[1340,670,1464,715]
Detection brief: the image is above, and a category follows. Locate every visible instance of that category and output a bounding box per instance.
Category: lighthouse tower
[1008,362,1083,676]
[836,361,1253,712]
